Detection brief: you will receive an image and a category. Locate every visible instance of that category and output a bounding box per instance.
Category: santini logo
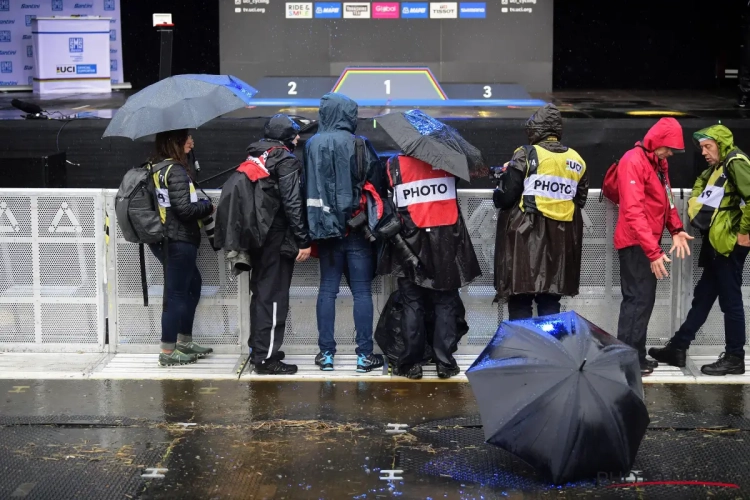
[0,19,14,24]
[21,4,41,8]
[0,50,16,55]
[74,3,93,7]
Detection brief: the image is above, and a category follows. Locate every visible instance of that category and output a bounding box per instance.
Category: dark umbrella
[466,311,650,485]
[374,109,485,181]
[103,74,258,140]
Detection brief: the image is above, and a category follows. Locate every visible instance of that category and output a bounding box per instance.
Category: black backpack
[115,160,172,307]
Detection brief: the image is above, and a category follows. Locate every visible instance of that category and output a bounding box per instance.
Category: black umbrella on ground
[466,311,650,485]
[374,109,486,181]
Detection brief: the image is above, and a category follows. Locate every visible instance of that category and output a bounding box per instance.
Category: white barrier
[0,188,743,355]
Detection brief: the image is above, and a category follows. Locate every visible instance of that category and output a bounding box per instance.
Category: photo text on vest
[395,177,456,207]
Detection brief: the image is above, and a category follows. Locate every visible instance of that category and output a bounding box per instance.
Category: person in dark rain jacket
[493,104,589,320]
[304,92,386,374]
[214,114,311,375]
[149,129,215,367]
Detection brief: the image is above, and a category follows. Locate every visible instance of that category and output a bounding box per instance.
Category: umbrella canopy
[103,74,258,140]
[466,311,650,485]
[375,109,485,181]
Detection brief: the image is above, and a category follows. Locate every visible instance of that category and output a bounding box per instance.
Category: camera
[347,211,376,242]
[489,164,507,180]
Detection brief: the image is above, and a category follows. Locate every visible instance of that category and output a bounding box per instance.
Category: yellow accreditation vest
[519,144,586,222]
[152,161,199,225]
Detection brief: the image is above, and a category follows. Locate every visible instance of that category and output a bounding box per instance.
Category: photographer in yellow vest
[651,125,750,375]
[493,104,589,319]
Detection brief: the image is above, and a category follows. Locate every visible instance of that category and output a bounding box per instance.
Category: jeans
[507,294,561,320]
[316,233,374,356]
[617,246,657,363]
[149,241,202,350]
[673,244,750,356]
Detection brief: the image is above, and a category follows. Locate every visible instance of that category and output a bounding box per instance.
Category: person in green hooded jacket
[650,124,750,376]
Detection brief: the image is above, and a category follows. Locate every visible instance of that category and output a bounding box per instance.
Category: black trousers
[673,244,750,356]
[617,246,657,363]
[249,230,295,364]
[507,294,561,320]
[398,278,461,371]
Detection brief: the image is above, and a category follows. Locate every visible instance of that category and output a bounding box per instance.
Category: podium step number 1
[331,67,447,100]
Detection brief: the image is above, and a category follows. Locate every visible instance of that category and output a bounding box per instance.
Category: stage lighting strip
[332,68,448,100]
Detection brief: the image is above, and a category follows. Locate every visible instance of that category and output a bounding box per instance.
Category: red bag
[600,160,619,204]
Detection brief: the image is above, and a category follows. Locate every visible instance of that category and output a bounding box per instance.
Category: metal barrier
[0,187,744,355]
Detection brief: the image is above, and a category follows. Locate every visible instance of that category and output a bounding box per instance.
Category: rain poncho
[303,93,385,241]
[688,124,750,258]
[493,104,589,299]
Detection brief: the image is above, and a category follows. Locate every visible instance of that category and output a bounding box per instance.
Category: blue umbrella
[103,74,258,140]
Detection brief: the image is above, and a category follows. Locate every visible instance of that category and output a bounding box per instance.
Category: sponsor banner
[459,2,485,18]
[372,2,399,18]
[286,2,313,18]
[343,2,369,18]
[430,2,457,18]
[0,0,123,86]
[314,2,341,18]
[401,2,428,18]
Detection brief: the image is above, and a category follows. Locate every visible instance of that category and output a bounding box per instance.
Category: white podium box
[32,17,112,94]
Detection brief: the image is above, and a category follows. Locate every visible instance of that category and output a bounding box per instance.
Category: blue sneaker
[315,351,334,371]
[357,353,384,373]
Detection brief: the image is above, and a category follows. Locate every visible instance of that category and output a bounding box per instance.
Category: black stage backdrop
[119,0,738,92]
[13,116,749,191]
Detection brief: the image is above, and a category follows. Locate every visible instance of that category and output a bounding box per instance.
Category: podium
[31,17,112,94]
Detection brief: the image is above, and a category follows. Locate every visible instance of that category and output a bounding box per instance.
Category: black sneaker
[437,364,460,379]
[701,353,745,376]
[397,364,423,380]
[254,359,298,375]
[648,341,687,368]
[644,358,658,370]
[357,353,384,373]
[315,351,334,371]
[738,94,749,108]
[639,360,654,376]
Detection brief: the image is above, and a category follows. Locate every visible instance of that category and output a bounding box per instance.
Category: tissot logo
[430,2,457,17]
[285,2,312,18]
[343,2,369,18]
[74,3,93,8]
[21,4,41,8]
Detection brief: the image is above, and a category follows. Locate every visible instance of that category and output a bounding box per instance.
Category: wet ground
[2,380,750,499]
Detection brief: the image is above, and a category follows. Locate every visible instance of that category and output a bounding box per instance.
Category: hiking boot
[357,353,384,373]
[158,350,198,367]
[639,360,654,376]
[255,359,298,375]
[701,353,745,376]
[648,341,687,368]
[315,351,334,371]
[176,341,213,358]
[397,364,423,380]
[437,364,460,379]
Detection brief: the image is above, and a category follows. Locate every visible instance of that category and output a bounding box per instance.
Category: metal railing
[0,188,743,355]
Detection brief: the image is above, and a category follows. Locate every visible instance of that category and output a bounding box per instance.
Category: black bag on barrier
[375,289,469,367]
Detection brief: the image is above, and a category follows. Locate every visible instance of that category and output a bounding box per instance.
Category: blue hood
[319,93,358,133]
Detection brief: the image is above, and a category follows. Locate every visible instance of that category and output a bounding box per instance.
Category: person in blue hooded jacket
[304,92,386,373]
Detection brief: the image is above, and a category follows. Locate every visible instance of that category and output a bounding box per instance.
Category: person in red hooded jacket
[613,117,694,375]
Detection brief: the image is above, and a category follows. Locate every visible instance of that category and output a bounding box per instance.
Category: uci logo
[56,65,75,73]
[567,159,583,172]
